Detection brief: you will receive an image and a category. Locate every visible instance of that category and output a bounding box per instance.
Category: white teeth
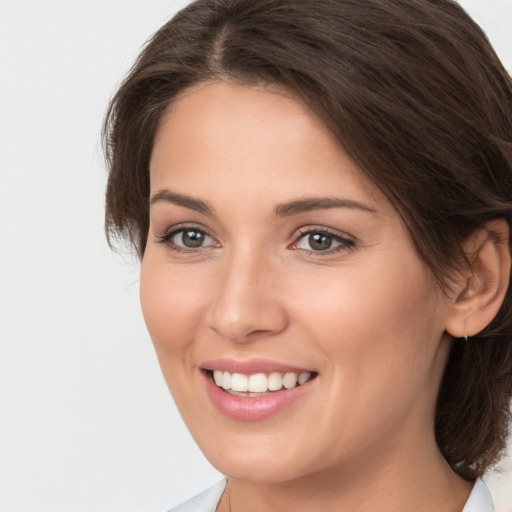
[283,372,298,389]
[231,373,248,392]
[211,370,314,393]
[227,390,266,397]
[248,373,267,393]
[222,371,231,390]
[213,370,223,386]
[267,372,284,391]
[298,372,312,385]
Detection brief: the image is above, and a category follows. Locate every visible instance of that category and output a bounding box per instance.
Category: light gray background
[0,1,511,511]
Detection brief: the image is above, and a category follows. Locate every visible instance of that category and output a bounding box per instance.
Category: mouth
[207,369,317,397]
[200,363,318,421]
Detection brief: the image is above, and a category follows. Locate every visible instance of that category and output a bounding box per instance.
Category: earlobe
[445,219,511,339]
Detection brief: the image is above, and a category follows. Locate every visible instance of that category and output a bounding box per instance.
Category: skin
[141,81,474,511]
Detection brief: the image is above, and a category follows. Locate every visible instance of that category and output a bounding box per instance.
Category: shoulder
[462,478,494,512]
[167,480,227,512]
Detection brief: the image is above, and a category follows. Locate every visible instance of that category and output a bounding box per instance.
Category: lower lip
[202,371,314,421]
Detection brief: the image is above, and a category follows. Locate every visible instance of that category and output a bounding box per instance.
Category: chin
[189,425,311,483]
[209,452,307,484]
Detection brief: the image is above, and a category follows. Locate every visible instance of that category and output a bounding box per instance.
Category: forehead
[151,81,328,170]
[149,81,386,211]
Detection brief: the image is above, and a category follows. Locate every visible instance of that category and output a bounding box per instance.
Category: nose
[206,251,289,343]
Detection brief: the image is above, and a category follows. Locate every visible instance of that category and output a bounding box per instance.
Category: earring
[464,334,468,342]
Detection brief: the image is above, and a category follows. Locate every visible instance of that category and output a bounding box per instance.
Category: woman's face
[141,82,454,483]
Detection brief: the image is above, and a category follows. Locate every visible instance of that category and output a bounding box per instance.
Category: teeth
[227,390,266,397]
[213,370,223,386]
[222,371,231,390]
[268,372,284,391]
[283,372,298,389]
[248,373,267,393]
[231,373,248,392]
[298,372,312,385]
[211,370,313,393]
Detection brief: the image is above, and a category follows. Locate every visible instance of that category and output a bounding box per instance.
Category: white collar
[168,477,494,511]
[462,478,494,512]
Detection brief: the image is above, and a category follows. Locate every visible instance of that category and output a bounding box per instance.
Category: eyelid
[289,226,355,255]
[156,223,219,251]
[155,223,354,256]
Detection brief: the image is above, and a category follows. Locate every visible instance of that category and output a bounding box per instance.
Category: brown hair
[103,0,512,479]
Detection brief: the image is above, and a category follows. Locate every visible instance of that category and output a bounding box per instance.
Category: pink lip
[201,358,313,375]
[201,365,316,422]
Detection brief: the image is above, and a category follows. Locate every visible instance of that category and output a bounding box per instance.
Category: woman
[103,0,512,510]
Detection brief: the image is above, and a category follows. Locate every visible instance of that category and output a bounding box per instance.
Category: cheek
[288,261,448,448]
[293,256,445,378]
[139,257,209,354]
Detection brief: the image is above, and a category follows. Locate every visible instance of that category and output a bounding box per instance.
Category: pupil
[309,233,332,251]
[183,230,204,248]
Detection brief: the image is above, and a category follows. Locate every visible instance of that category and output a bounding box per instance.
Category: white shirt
[168,477,494,511]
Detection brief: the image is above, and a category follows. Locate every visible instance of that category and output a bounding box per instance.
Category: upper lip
[200,358,315,375]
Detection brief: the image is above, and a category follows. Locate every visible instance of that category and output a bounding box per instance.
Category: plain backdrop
[1,1,511,511]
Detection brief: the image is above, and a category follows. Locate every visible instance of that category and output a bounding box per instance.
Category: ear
[445,219,511,339]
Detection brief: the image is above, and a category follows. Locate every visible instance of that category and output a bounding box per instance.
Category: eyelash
[292,228,355,256]
[156,225,216,254]
[156,225,355,256]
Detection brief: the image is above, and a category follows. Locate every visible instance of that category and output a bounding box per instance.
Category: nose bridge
[207,244,288,342]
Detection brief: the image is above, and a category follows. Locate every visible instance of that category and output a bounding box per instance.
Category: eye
[173,229,209,248]
[291,228,354,254]
[157,226,217,251]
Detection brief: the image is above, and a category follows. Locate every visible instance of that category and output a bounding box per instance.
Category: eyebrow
[150,190,215,215]
[274,197,376,217]
[149,190,376,217]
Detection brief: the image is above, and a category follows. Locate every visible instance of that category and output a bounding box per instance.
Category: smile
[212,370,314,395]
[201,363,318,421]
